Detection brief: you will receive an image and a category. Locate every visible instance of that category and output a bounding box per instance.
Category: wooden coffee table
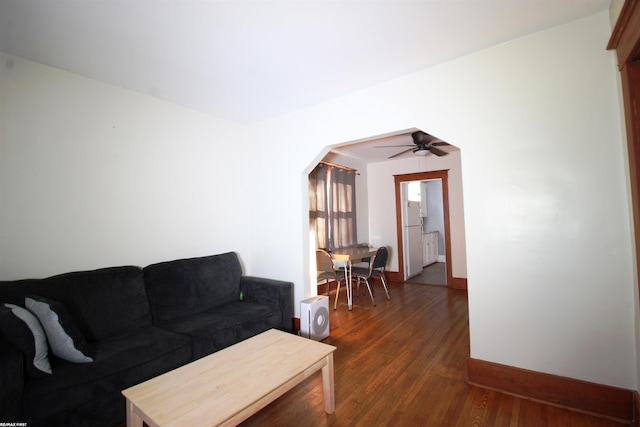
[122,329,336,426]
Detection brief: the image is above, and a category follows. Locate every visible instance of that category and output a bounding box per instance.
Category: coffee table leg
[126,399,143,427]
[322,353,335,413]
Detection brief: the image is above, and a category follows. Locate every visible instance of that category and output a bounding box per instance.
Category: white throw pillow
[26,296,94,363]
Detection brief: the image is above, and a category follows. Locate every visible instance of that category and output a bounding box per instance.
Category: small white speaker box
[300,296,330,341]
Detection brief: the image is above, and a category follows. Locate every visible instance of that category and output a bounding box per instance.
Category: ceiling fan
[376,131,450,159]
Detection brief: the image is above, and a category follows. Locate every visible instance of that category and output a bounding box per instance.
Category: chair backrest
[316,249,335,273]
[371,246,388,270]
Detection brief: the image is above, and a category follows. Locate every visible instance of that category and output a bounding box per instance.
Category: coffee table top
[122,329,336,426]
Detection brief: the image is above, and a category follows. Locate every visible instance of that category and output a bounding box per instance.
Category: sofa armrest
[240,276,293,332]
[0,334,25,421]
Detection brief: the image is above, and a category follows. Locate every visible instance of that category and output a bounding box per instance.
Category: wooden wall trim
[385,271,402,282]
[467,358,633,423]
[318,272,467,296]
[450,277,467,290]
[355,271,467,289]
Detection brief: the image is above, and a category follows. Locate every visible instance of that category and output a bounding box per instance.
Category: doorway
[399,179,446,283]
[395,170,454,287]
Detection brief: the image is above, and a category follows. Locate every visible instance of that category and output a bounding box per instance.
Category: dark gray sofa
[0,252,293,427]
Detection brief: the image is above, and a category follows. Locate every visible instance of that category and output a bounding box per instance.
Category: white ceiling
[0,0,610,129]
[0,0,611,164]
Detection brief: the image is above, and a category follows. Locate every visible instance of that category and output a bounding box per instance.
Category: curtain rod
[320,161,358,172]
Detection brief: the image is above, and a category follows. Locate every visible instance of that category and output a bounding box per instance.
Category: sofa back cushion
[143,252,242,324]
[0,266,152,342]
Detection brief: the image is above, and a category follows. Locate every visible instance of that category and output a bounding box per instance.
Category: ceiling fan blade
[431,141,449,146]
[428,146,448,156]
[388,147,415,159]
[374,144,415,148]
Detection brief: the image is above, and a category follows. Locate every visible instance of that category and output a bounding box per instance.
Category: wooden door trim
[607,0,640,67]
[394,170,454,287]
[608,0,640,313]
[608,4,640,420]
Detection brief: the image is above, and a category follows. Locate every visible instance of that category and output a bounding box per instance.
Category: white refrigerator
[403,201,423,279]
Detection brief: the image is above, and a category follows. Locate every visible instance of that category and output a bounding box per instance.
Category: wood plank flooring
[240,281,629,427]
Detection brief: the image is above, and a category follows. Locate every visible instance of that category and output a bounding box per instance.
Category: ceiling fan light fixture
[414,149,429,156]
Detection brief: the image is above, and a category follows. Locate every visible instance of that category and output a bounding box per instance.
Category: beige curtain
[309,163,356,251]
[309,164,329,250]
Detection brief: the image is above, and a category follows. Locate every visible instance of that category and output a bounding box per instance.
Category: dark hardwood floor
[241,280,629,427]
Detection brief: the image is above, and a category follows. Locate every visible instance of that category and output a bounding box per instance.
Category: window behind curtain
[309,163,357,251]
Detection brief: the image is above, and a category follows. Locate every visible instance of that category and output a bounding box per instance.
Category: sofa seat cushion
[23,326,191,426]
[159,301,283,360]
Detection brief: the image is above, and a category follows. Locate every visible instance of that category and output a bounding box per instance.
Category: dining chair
[316,249,346,309]
[351,246,391,306]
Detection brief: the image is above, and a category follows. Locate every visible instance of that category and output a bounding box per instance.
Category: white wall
[0,53,250,279]
[366,152,467,278]
[459,15,634,389]
[246,12,636,389]
[1,11,636,391]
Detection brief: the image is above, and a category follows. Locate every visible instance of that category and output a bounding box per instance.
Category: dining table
[329,246,378,310]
